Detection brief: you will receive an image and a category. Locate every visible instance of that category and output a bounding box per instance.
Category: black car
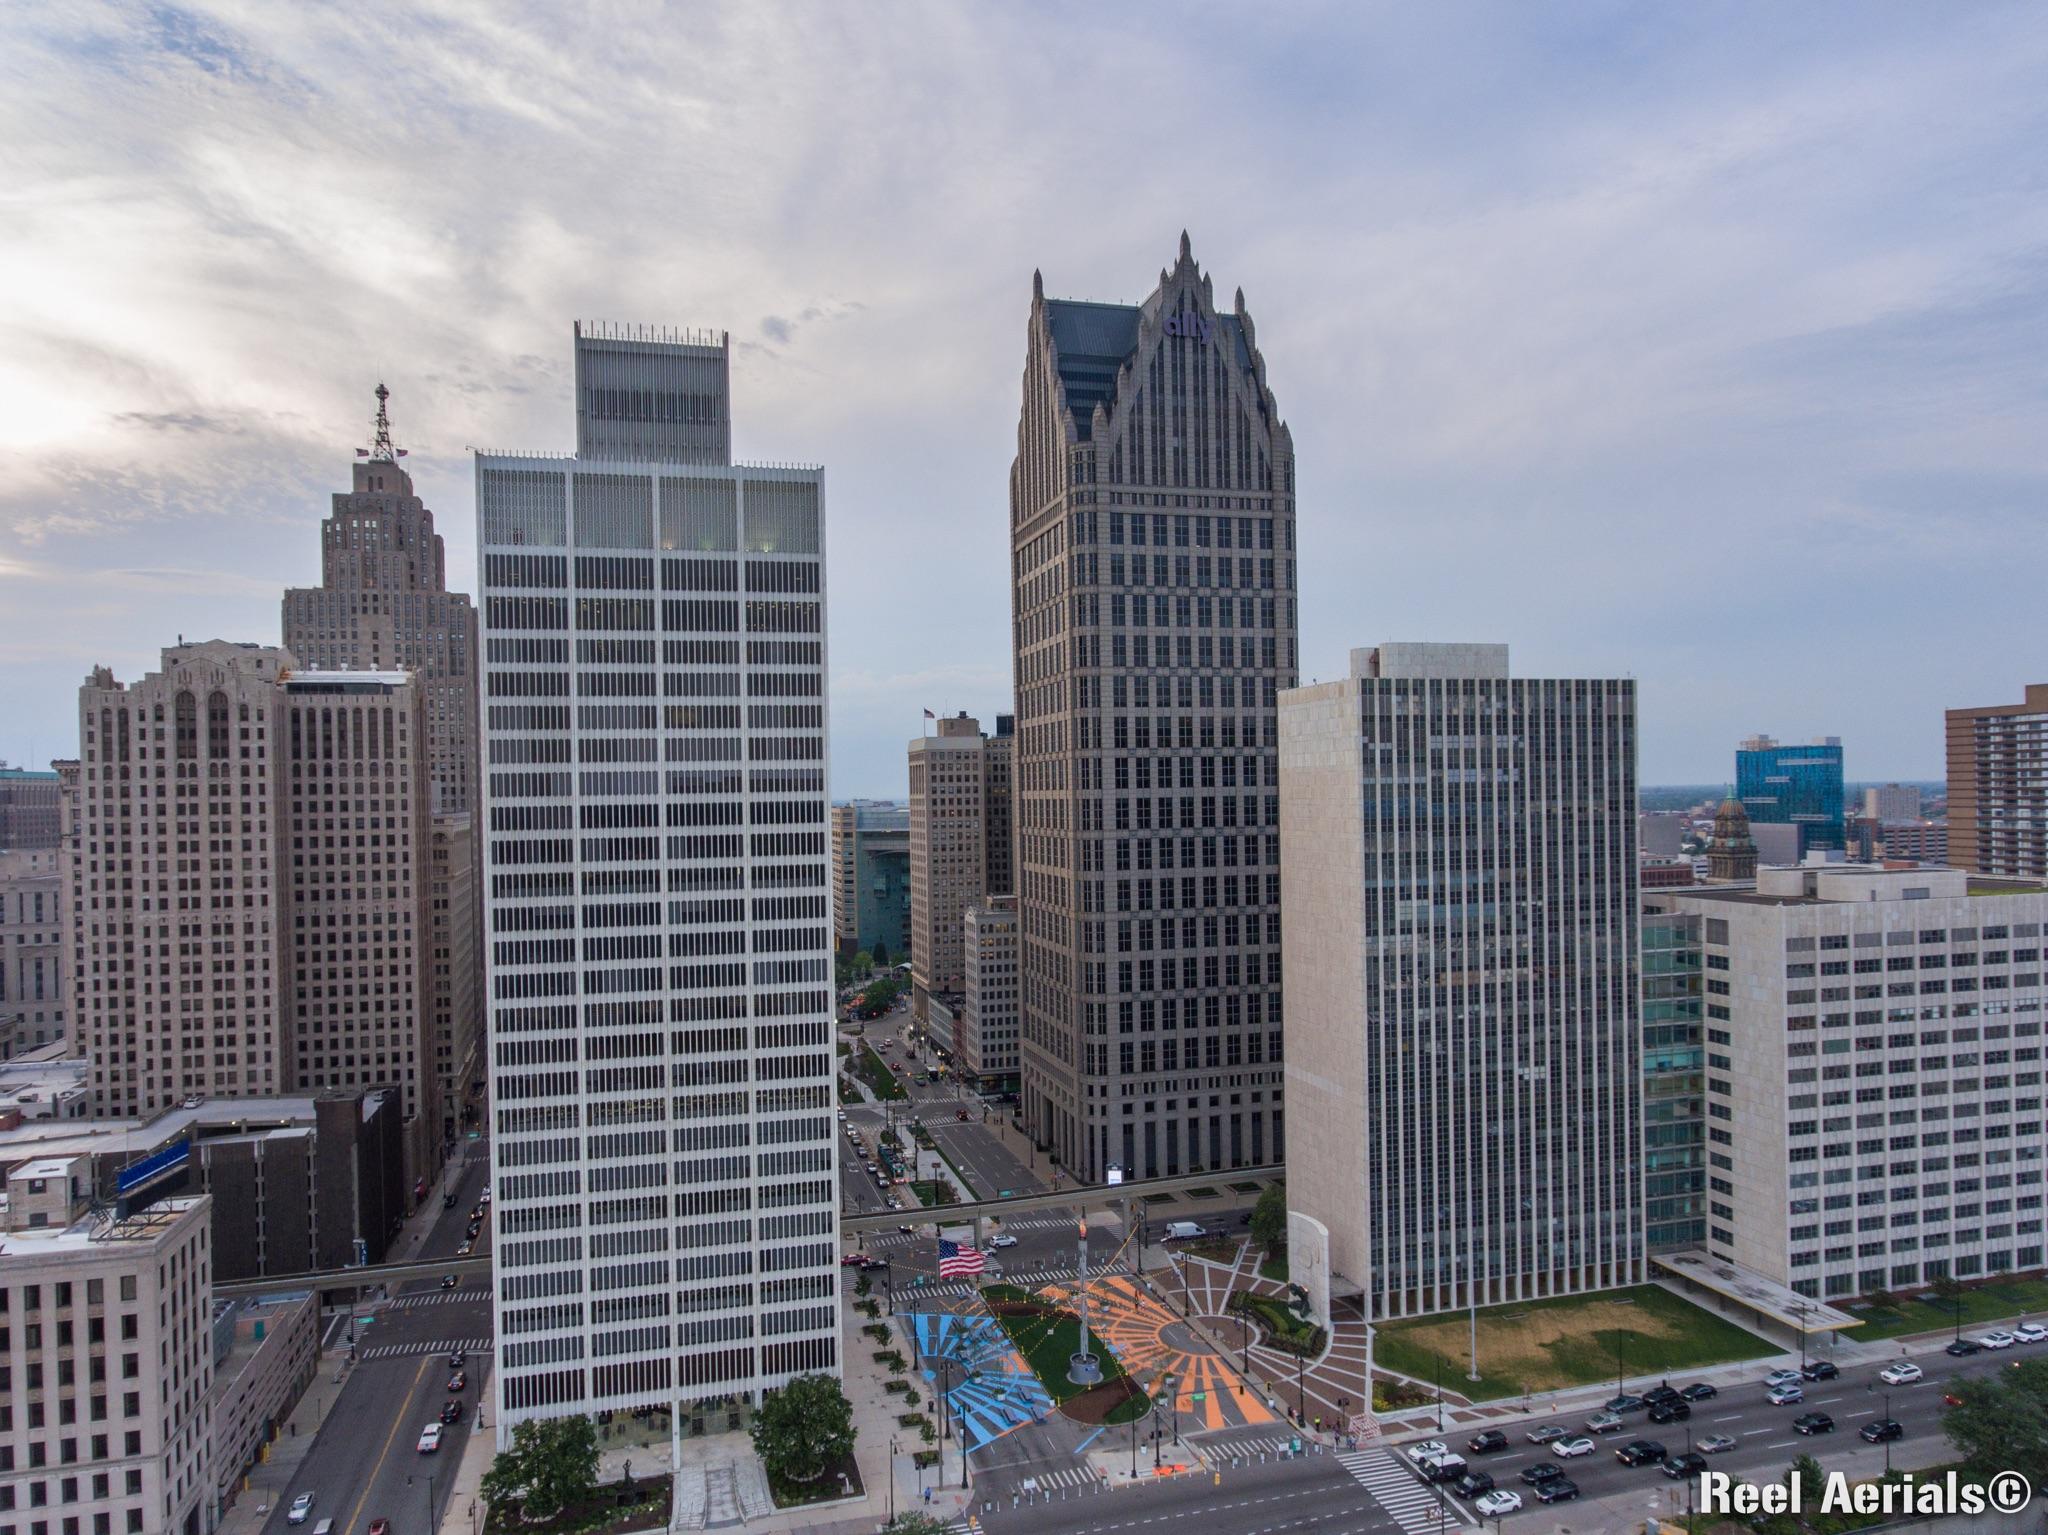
[1520,1461,1565,1486]
[439,1274,458,1289]
[1946,1338,1982,1356]
[1680,1382,1719,1402]
[1466,1430,1508,1455]
[439,1399,462,1424]
[1648,1400,1692,1424]
[1616,1439,1667,1467]
[447,1351,466,1368]
[1793,1412,1835,1436]
[1662,1452,1708,1479]
[1643,1383,1682,1402]
[1451,1470,1496,1498]
[1605,1393,1646,1414]
[1860,1418,1904,1443]
[1536,1477,1581,1504]
[1800,1360,1839,1381]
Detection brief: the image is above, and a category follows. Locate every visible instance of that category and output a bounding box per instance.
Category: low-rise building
[0,1156,214,1535]
[209,1291,318,1517]
[1881,820,1949,865]
[0,1044,90,1123]
[1647,863,2048,1304]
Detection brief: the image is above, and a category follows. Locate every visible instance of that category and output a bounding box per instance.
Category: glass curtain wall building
[1643,910,1706,1252]
[477,324,837,1444]
[1737,735,1845,856]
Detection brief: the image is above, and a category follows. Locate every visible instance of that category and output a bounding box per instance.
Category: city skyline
[7,7,2046,793]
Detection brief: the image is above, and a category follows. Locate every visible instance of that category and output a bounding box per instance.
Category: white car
[417,1423,443,1454]
[1403,1439,1449,1464]
[987,1233,1018,1248]
[1475,1490,1523,1517]
[2015,1323,2048,1344]
[1976,1330,2017,1350]
[1879,1361,1924,1385]
[1553,1436,1597,1458]
[286,1492,316,1525]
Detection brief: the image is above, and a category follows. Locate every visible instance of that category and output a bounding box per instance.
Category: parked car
[1604,1393,1646,1414]
[1616,1440,1667,1467]
[1475,1491,1523,1517]
[1466,1430,1508,1454]
[1553,1437,1596,1459]
[1680,1382,1719,1401]
[1860,1418,1904,1443]
[1766,1383,1805,1405]
[1946,1338,1982,1357]
[1975,1330,2017,1350]
[1648,1400,1691,1424]
[1698,1434,1737,1454]
[1526,1424,1568,1444]
[1880,1361,1924,1385]
[417,1423,443,1454]
[1451,1470,1496,1498]
[1793,1412,1835,1436]
[1663,1452,1709,1479]
[1801,1359,1839,1381]
[287,1492,316,1525]
[1764,1368,1803,1389]
[1535,1477,1581,1504]
[1519,1462,1565,1487]
[2015,1323,2048,1344]
[1584,1411,1626,1435]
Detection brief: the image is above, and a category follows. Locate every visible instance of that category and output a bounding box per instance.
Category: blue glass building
[1736,734,1845,855]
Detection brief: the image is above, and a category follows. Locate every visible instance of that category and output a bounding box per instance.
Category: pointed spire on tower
[1178,228,1192,263]
[1032,268,1044,302]
[368,381,398,463]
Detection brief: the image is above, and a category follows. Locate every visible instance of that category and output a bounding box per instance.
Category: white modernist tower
[477,323,837,1441]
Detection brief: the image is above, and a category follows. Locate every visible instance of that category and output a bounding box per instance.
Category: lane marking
[339,1354,432,1535]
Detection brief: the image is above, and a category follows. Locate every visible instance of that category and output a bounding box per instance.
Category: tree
[1944,1357,2048,1487]
[884,1516,954,1535]
[1930,1272,1966,1336]
[479,1415,600,1520]
[1790,1453,1826,1506]
[872,941,890,967]
[1250,1181,1289,1255]
[751,1372,856,1484]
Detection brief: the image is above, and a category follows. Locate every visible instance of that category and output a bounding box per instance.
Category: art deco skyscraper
[1280,644,1643,1322]
[1010,235,1297,1181]
[477,324,837,1440]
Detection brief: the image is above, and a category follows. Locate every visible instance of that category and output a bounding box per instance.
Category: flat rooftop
[1653,1249,1861,1334]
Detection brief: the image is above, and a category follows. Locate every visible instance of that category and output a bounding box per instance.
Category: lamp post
[1614,1329,1628,1405]
[1793,1300,1811,1377]
[1434,1350,1444,1433]
[1868,1382,1892,1475]
[889,1437,899,1524]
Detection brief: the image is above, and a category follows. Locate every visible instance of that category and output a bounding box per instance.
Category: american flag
[938,1238,985,1277]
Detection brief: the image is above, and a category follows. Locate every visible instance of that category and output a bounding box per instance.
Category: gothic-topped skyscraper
[1010,235,1298,1181]
[283,385,480,816]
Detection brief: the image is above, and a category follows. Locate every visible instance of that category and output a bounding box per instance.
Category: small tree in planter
[479,1414,600,1522]
[751,1372,856,1487]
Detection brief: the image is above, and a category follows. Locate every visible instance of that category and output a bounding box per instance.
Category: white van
[1163,1220,1206,1240]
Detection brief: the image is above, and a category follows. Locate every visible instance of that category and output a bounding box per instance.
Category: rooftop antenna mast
[361,382,407,462]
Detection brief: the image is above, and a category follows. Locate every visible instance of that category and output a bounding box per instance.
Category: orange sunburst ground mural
[1037,1273,1277,1432]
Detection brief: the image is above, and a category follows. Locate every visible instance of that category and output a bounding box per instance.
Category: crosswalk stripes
[1201,1433,1293,1461]
[902,1263,1131,1301]
[387,1289,492,1309]
[359,1336,492,1362]
[1020,1465,1103,1492]
[1336,1450,1461,1535]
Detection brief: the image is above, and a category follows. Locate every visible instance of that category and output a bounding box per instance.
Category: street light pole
[889,1436,899,1524]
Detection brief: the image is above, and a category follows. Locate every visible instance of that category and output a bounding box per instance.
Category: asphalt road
[264,1146,493,1535]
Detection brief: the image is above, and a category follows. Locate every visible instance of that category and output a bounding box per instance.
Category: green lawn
[1259,1251,1289,1282]
[982,1285,1150,1424]
[1847,1276,2048,1340]
[1372,1284,1774,1403]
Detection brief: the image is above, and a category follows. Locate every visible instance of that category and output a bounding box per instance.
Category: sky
[3,3,2044,797]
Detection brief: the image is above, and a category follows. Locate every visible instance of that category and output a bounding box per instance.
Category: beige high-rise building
[907,713,1013,1027]
[0,1155,214,1535]
[1010,235,1298,1180]
[282,384,481,816]
[1,845,65,1058]
[78,643,294,1117]
[428,813,481,1139]
[75,644,439,1174]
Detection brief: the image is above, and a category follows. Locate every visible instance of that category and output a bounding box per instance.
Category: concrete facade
[1947,682,2048,880]
[208,1290,318,1518]
[0,1157,214,1535]
[477,323,838,1442]
[0,847,65,1058]
[907,715,1011,1024]
[1281,644,1643,1320]
[1649,865,2048,1301]
[961,896,1019,1090]
[1010,236,1297,1181]
[1864,783,1923,822]
[0,765,60,851]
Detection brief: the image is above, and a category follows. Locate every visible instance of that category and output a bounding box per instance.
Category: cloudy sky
[4,2,2043,795]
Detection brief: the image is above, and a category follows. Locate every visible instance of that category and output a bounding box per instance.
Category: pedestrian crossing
[388,1288,492,1309]
[1336,1449,1459,1535]
[360,1336,492,1362]
[900,1262,1130,1301]
[1019,1465,1104,1492]
[1201,1432,1293,1462]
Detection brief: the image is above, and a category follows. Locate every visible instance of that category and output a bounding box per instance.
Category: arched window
[174,691,198,760]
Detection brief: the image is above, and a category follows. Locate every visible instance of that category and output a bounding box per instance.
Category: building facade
[1010,235,1298,1180]
[209,1291,317,1519]
[1281,644,1642,1320]
[0,1158,214,1535]
[1947,682,2048,880]
[0,765,60,851]
[477,323,838,1442]
[77,643,294,1118]
[961,897,1019,1092]
[1864,783,1923,822]
[828,803,909,960]
[1,847,65,1058]
[1644,909,1707,1252]
[429,813,482,1139]
[1880,821,1950,865]
[1649,864,2048,1301]
[1737,734,1846,856]
[907,715,1011,1024]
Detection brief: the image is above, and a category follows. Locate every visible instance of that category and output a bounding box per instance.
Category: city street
[261,1145,493,1535]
